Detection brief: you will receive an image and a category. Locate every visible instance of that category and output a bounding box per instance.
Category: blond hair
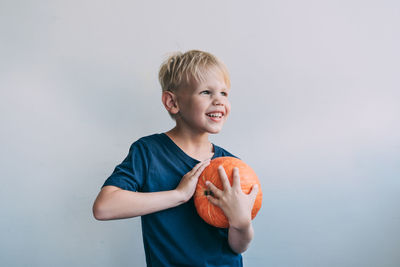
[158,50,230,92]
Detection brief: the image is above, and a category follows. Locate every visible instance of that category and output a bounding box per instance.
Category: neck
[165,126,213,161]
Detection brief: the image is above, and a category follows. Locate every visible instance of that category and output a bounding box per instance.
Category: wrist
[174,189,189,204]
[229,218,252,231]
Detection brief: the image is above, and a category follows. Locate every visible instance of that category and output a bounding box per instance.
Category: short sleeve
[102,140,149,191]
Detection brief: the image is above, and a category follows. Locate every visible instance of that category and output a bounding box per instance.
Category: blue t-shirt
[103,133,243,267]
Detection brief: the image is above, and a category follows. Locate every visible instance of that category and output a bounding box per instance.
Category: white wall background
[1,1,399,266]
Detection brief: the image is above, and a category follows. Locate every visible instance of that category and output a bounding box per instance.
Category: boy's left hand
[205,166,259,230]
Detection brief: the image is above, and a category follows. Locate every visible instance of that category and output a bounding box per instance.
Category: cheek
[225,103,231,118]
[225,102,231,116]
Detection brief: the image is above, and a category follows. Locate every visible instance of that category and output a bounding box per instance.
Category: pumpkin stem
[204,190,214,197]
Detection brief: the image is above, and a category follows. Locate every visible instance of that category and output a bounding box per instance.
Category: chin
[207,127,223,134]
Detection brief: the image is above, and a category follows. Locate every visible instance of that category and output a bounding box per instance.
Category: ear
[162,91,179,115]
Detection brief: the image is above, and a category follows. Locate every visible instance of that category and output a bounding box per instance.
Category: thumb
[207,195,220,207]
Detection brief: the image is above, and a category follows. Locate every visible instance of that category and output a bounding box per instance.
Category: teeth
[207,113,222,118]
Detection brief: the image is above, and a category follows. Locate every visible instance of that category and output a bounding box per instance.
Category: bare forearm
[228,222,254,254]
[93,186,184,220]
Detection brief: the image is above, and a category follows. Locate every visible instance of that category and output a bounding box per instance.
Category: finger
[190,159,210,175]
[207,195,220,207]
[205,181,223,198]
[193,159,211,177]
[217,165,231,190]
[231,167,241,189]
[249,184,259,200]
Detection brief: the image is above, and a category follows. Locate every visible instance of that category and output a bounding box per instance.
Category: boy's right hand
[175,159,211,203]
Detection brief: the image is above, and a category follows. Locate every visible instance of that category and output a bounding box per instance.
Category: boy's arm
[93,186,183,220]
[205,166,259,254]
[228,218,254,254]
[93,159,210,220]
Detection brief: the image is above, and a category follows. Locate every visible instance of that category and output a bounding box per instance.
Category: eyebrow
[205,84,229,91]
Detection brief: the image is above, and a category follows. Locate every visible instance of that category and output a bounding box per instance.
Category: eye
[200,90,211,95]
[221,91,228,97]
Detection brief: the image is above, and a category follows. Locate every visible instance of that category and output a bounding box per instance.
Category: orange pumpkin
[194,157,262,228]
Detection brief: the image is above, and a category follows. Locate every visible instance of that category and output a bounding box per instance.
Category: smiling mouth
[206,112,223,119]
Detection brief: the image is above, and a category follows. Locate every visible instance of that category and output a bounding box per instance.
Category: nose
[212,95,224,106]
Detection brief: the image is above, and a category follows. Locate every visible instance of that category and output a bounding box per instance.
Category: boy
[93,50,259,266]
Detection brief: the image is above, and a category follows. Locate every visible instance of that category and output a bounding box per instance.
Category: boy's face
[174,69,231,135]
